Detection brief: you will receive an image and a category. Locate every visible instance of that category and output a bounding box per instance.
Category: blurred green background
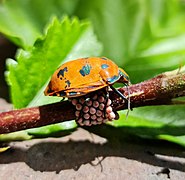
[0,0,185,146]
[1,0,185,103]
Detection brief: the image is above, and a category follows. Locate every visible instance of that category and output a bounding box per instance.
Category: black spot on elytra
[65,80,71,89]
[57,67,68,79]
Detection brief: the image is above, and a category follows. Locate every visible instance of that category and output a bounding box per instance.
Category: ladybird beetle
[44,57,130,126]
[44,57,130,97]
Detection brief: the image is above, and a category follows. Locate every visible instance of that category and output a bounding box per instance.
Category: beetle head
[118,68,130,85]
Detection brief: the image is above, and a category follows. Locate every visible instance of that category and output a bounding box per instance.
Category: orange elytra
[44,57,130,99]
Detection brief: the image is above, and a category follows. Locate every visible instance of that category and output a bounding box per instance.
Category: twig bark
[0,68,185,134]
[113,68,185,111]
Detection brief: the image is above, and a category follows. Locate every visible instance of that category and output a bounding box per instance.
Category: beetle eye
[118,69,130,84]
[123,73,130,82]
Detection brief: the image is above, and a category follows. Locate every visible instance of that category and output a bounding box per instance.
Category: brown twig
[113,69,185,110]
[0,68,185,134]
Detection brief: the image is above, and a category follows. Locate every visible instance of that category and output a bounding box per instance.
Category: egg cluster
[71,89,119,126]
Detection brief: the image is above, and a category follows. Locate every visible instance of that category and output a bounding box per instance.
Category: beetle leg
[103,88,109,118]
[110,85,131,116]
[109,85,127,100]
[60,97,65,101]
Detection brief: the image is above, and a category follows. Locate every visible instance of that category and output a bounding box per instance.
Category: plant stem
[0,68,185,134]
[113,68,185,111]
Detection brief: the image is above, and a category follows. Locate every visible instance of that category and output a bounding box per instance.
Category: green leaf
[108,105,185,147]
[0,0,77,49]
[0,131,32,142]
[6,17,102,109]
[0,121,77,141]
[27,120,77,137]
[75,0,185,82]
